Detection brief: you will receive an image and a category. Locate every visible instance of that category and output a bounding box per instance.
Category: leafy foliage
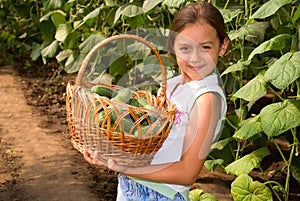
[1,0,300,200]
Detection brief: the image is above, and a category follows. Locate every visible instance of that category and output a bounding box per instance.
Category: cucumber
[137,97,157,123]
[133,123,161,137]
[137,98,154,110]
[111,88,132,103]
[129,98,139,107]
[117,117,134,133]
[91,85,113,98]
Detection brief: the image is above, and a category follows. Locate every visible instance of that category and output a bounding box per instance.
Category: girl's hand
[83,150,105,166]
[83,150,127,172]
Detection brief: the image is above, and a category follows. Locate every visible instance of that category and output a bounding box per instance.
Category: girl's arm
[84,92,222,186]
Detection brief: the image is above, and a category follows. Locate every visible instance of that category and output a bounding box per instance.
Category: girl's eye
[179,46,191,52]
[202,46,211,50]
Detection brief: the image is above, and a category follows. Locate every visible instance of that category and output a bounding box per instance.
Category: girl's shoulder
[167,75,182,87]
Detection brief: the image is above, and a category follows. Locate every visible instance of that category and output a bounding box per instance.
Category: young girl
[84,1,230,200]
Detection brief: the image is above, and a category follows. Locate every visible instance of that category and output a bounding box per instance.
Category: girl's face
[173,22,228,83]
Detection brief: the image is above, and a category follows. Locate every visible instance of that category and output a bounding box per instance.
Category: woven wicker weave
[66,34,176,167]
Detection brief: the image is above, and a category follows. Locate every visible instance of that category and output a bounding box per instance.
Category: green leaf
[250,0,292,19]
[64,51,85,73]
[63,31,78,49]
[50,10,66,27]
[143,0,163,13]
[233,74,268,102]
[220,9,243,24]
[38,20,56,43]
[189,189,218,201]
[109,54,131,78]
[104,0,117,7]
[292,5,300,24]
[55,23,70,42]
[56,49,73,63]
[199,193,218,201]
[127,42,151,60]
[228,26,252,41]
[31,42,42,61]
[264,51,300,90]
[79,34,106,54]
[221,60,247,76]
[210,137,234,150]
[163,0,186,8]
[189,189,204,201]
[225,147,270,176]
[245,22,270,45]
[42,0,63,10]
[291,156,300,185]
[114,3,143,24]
[204,159,224,171]
[231,174,273,201]
[260,100,300,138]
[41,40,59,58]
[248,34,291,61]
[83,7,100,22]
[233,115,263,140]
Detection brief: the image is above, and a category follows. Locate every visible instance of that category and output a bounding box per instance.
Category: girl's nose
[189,47,204,64]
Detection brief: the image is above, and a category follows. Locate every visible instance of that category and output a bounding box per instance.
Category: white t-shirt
[150,73,227,193]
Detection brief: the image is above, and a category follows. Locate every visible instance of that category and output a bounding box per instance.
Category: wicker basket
[66,34,176,167]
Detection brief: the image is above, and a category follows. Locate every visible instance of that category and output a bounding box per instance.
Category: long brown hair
[167,1,230,55]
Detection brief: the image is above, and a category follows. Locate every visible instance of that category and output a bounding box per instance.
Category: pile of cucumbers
[91,85,162,137]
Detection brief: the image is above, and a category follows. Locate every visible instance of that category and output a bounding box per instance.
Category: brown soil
[0,64,299,201]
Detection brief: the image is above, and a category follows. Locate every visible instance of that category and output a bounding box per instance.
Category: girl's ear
[219,37,230,57]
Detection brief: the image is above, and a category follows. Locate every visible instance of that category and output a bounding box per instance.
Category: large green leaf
[55,23,70,42]
[204,159,224,171]
[250,0,292,20]
[79,34,106,54]
[83,7,100,22]
[31,42,42,61]
[225,147,270,176]
[127,42,151,60]
[220,9,243,24]
[221,60,247,76]
[41,40,59,59]
[247,34,291,61]
[232,74,268,102]
[245,22,270,45]
[233,115,263,140]
[114,3,143,23]
[291,156,300,185]
[189,189,218,201]
[63,31,78,49]
[42,0,63,10]
[228,26,252,41]
[64,51,85,74]
[163,0,186,8]
[292,5,300,24]
[231,174,273,201]
[56,49,73,63]
[50,10,66,27]
[143,0,163,13]
[260,100,300,138]
[264,51,300,90]
[210,137,234,150]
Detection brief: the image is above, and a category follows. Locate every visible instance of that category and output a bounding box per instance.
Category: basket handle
[75,34,167,101]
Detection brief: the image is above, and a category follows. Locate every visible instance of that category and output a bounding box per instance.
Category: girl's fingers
[107,159,127,172]
[83,150,94,164]
[83,150,105,166]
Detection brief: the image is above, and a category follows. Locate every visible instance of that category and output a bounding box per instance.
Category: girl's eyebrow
[175,41,214,47]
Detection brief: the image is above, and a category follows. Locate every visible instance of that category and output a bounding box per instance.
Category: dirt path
[0,66,99,201]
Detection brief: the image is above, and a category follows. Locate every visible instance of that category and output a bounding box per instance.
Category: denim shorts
[116,174,188,201]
